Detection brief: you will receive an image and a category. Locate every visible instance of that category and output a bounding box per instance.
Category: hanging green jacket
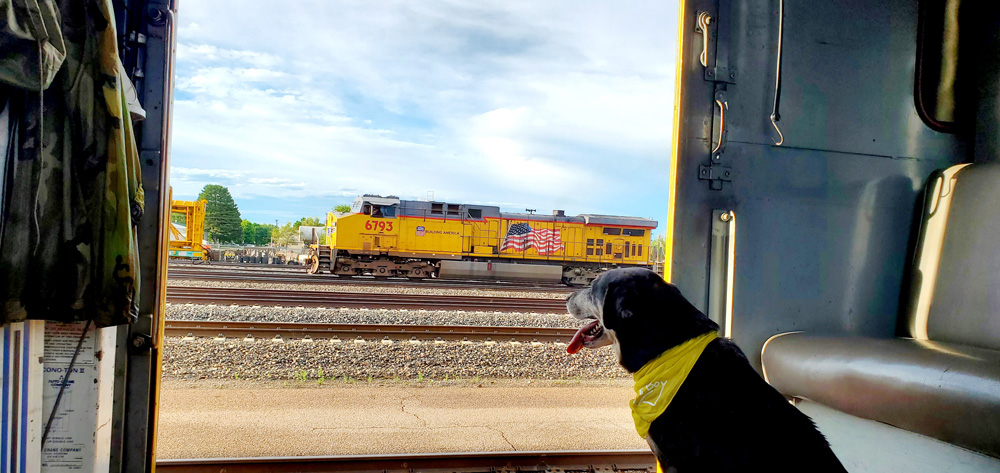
[0,0,67,91]
[1,0,144,327]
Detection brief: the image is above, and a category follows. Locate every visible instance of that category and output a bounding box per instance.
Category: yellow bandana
[630,331,718,438]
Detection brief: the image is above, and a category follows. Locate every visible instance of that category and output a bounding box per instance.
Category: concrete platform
[155,379,646,458]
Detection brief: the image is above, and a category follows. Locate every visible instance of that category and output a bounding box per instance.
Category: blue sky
[169,1,677,234]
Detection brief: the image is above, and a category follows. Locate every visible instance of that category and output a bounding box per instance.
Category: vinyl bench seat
[762,334,1000,457]
[762,164,1000,459]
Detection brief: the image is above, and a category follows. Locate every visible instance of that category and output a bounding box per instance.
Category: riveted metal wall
[671,0,970,370]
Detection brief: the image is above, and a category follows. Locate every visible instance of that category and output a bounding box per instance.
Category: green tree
[197,184,242,243]
[649,232,667,263]
[241,220,259,245]
[241,220,251,243]
[294,216,323,227]
[271,222,298,247]
[256,223,275,245]
[241,220,277,246]
[333,204,351,213]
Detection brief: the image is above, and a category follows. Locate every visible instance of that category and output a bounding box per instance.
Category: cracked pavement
[155,379,647,458]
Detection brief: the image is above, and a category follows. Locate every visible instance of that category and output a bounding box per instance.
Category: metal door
[374,235,397,250]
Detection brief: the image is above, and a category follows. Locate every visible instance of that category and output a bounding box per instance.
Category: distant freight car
[305,195,657,285]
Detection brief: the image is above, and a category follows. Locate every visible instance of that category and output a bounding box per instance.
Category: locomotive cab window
[603,227,622,235]
[431,203,444,215]
[623,228,645,237]
[468,208,482,219]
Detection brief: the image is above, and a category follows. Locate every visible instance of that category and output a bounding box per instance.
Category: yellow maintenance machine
[169,199,210,261]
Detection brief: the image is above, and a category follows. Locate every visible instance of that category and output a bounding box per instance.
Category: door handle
[712,98,728,157]
[696,12,713,68]
[709,210,736,338]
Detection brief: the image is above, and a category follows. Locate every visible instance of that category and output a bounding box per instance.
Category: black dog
[567,268,847,473]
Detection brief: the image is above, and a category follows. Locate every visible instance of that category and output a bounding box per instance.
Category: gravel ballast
[162,303,620,381]
[163,337,625,381]
[167,303,579,328]
[168,279,567,299]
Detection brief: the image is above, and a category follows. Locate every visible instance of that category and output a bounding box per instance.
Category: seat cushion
[761,333,1000,457]
[925,164,1000,351]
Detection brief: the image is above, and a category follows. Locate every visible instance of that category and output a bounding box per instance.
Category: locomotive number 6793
[364,220,393,231]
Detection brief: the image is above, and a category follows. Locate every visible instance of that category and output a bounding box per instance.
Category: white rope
[33,40,45,251]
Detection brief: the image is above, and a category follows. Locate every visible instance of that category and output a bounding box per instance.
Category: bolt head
[720,213,732,222]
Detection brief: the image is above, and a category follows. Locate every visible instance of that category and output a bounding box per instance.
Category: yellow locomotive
[306,195,657,285]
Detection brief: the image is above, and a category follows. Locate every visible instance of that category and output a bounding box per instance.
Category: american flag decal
[500,222,565,255]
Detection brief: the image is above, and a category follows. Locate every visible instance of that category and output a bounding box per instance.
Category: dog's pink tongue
[567,332,584,354]
[567,320,598,354]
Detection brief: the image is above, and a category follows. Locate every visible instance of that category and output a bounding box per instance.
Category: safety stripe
[19,325,28,473]
[2,325,9,473]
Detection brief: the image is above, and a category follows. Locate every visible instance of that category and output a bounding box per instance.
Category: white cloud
[172,167,247,180]
[177,43,283,69]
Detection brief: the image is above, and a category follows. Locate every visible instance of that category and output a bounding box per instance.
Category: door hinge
[698,164,734,191]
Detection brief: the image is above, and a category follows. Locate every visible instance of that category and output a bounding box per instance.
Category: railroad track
[168,267,575,293]
[164,319,577,343]
[166,286,569,313]
[155,450,656,473]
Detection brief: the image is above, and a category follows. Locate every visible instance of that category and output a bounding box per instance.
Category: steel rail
[167,268,575,293]
[155,449,657,473]
[166,286,569,313]
[164,320,577,342]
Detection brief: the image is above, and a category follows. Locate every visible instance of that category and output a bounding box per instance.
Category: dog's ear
[598,270,720,372]
[603,281,642,325]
